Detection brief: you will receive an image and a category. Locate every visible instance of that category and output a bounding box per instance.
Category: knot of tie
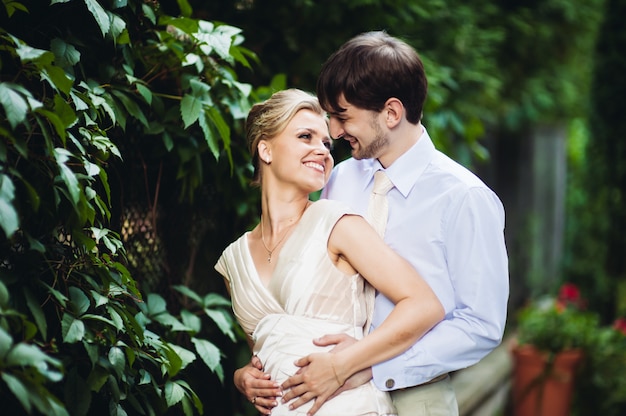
[372,170,394,196]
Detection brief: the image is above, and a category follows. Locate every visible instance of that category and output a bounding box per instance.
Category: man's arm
[234,356,282,415]
[371,187,509,389]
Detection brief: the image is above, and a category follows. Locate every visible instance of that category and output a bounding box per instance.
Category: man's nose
[328,118,344,139]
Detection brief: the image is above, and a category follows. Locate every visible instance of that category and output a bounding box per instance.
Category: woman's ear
[384,98,403,128]
[258,140,272,164]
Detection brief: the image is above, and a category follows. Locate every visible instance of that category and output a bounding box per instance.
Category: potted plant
[573,316,626,416]
[511,283,599,416]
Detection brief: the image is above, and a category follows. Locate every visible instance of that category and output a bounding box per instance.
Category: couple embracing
[215,31,509,416]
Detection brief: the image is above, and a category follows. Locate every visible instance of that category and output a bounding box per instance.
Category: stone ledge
[451,336,513,415]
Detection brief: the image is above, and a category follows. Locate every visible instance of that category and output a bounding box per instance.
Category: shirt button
[385,379,395,389]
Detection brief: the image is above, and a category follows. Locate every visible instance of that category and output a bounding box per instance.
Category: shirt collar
[359,128,436,197]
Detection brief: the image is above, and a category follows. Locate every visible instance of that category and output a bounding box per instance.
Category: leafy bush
[0,1,257,414]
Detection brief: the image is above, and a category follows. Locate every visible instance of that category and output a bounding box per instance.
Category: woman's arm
[330,214,444,375]
[281,214,444,413]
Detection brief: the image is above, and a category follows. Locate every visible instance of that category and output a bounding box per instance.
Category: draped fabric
[215,199,396,415]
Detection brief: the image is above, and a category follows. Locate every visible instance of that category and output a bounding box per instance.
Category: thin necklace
[260,203,308,263]
[260,219,292,263]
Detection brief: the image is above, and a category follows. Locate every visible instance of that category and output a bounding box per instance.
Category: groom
[234,31,509,416]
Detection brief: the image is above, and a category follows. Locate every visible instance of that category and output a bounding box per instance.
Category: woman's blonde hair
[246,88,325,185]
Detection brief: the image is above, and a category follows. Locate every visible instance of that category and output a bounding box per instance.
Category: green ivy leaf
[163,343,183,376]
[41,65,73,95]
[158,16,199,35]
[25,287,47,340]
[110,90,148,127]
[37,109,68,142]
[0,82,28,129]
[1,372,32,413]
[0,326,13,355]
[15,42,52,65]
[108,346,125,378]
[50,38,81,68]
[0,173,19,237]
[180,94,202,128]
[191,338,223,383]
[198,112,219,160]
[164,380,185,407]
[109,13,127,41]
[180,310,201,333]
[154,313,190,331]
[137,369,151,385]
[204,308,236,342]
[61,313,85,343]
[106,305,124,331]
[170,344,196,370]
[177,380,203,415]
[90,290,108,308]
[203,23,233,62]
[43,282,68,307]
[69,286,91,316]
[203,293,231,308]
[54,148,80,207]
[146,293,167,316]
[53,94,78,128]
[3,1,29,17]
[83,0,110,37]
[173,285,203,304]
[6,342,60,368]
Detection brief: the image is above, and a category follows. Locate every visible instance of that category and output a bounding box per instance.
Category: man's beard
[353,115,388,160]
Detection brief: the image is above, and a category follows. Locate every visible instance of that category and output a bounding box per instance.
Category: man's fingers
[251,355,263,370]
[312,333,348,347]
[252,396,278,415]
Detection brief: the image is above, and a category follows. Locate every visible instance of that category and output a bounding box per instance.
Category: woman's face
[263,109,334,193]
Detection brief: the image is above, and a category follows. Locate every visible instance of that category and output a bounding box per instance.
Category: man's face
[327,95,389,160]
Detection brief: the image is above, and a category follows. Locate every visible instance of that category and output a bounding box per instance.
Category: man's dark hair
[317,31,428,124]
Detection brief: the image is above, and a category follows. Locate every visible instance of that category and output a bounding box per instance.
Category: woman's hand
[280,333,372,415]
[280,352,343,415]
[234,355,282,415]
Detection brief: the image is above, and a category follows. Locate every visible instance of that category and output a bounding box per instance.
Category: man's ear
[384,98,404,129]
[258,140,272,164]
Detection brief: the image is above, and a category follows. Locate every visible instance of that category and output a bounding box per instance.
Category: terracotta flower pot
[511,344,584,416]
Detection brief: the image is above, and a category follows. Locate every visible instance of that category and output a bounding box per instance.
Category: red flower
[557,283,586,309]
[613,317,626,336]
[558,283,580,303]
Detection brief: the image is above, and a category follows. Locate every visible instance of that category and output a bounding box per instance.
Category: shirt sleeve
[372,186,509,390]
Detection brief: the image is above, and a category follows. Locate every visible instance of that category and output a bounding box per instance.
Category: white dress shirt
[321,128,509,391]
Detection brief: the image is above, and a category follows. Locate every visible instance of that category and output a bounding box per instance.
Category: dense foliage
[0,0,260,414]
[563,0,626,323]
[193,0,604,165]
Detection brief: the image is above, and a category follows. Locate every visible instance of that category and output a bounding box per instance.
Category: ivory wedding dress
[215,199,396,415]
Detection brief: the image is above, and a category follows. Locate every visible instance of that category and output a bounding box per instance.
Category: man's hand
[234,355,281,415]
[281,334,371,415]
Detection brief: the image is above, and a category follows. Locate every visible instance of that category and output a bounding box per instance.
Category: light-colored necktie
[366,170,394,237]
